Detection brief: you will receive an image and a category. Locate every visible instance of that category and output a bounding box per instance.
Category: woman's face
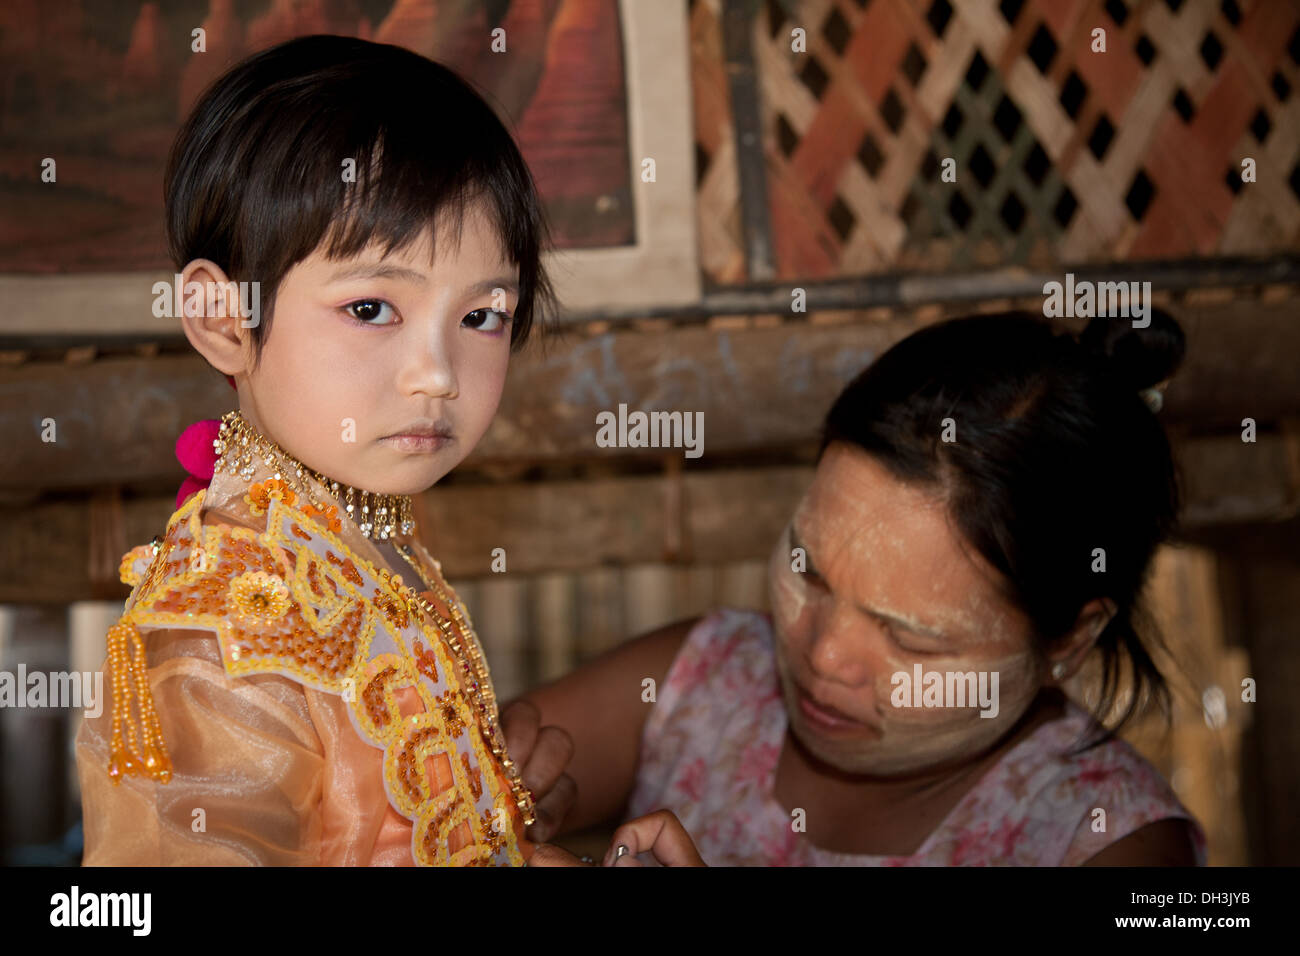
[234,199,516,495]
[768,442,1046,777]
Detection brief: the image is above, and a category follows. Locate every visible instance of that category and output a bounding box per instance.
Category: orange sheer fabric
[75,630,528,865]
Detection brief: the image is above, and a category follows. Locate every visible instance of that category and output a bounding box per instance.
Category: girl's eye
[345,300,397,325]
[463,308,511,333]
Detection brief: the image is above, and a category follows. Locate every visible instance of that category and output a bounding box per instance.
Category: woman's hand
[500,699,577,843]
[526,843,590,866]
[604,809,707,867]
[526,810,707,867]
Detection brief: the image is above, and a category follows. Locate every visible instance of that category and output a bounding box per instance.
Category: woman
[520,310,1207,866]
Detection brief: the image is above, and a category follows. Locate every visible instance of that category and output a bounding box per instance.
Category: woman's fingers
[501,702,576,840]
[603,809,706,867]
[521,725,574,798]
[611,848,643,867]
[527,772,577,843]
[500,699,541,768]
[526,842,590,867]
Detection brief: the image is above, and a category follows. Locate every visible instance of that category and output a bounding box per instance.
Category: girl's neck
[215,408,416,541]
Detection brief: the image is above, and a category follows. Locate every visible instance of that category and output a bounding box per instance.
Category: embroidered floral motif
[300,501,342,533]
[244,478,296,515]
[228,570,292,627]
[396,726,443,803]
[305,561,329,598]
[413,639,437,683]
[375,589,411,633]
[462,752,483,800]
[436,690,467,738]
[362,666,400,730]
[325,550,364,587]
[481,807,506,855]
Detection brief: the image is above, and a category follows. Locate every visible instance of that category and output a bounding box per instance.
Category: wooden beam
[3,432,1295,604]
[2,299,1298,493]
[0,318,915,491]
[1178,431,1300,526]
[1,257,1295,340]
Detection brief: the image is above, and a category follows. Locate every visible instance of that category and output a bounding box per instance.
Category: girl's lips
[381,434,453,454]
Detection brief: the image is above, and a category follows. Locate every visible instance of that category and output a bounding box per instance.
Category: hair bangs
[166,35,558,359]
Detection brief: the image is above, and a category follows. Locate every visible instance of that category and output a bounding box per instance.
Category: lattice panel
[693,0,1300,282]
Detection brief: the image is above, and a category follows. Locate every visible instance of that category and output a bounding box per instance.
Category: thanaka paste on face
[766,445,1046,777]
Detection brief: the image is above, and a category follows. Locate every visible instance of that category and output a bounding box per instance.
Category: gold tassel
[105,619,173,784]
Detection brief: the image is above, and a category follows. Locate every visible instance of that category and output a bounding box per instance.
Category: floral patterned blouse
[627,608,1208,866]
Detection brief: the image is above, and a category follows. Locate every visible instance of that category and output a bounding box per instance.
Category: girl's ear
[177,259,254,376]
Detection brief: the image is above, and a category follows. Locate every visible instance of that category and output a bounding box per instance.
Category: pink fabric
[627,608,1208,866]
[175,418,222,509]
[174,377,237,508]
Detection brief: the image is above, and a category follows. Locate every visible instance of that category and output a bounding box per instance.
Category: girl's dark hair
[165,35,559,358]
[819,310,1187,747]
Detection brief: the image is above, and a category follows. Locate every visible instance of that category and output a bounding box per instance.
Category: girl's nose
[401,321,459,399]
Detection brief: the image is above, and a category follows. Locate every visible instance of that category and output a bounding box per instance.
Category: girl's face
[235,201,516,495]
[768,442,1047,777]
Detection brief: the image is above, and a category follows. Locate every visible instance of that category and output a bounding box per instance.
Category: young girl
[75,35,562,866]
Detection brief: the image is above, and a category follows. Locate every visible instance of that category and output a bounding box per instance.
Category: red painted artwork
[0,0,633,273]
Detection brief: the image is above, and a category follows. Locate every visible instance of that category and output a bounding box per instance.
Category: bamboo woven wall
[691,0,1300,279]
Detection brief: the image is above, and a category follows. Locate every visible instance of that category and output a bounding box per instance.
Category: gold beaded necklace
[213,409,535,828]
[215,410,414,540]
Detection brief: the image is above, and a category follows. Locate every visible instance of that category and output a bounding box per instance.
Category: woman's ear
[1046,598,1117,683]
[177,259,254,376]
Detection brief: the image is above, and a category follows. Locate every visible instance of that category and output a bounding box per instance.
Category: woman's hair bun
[1078,305,1186,391]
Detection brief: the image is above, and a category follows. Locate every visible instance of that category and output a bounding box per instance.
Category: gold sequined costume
[75,453,533,866]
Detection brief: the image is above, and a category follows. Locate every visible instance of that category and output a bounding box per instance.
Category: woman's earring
[1051,662,1068,681]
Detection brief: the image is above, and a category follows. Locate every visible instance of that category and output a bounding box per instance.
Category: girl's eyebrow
[464,276,520,298]
[326,263,428,284]
[325,264,520,298]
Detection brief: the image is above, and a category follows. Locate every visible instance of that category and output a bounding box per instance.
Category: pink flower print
[737,741,779,786]
[1073,764,1117,788]
[670,643,724,690]
[674,757,708,802]
[992,817,1029,861]
[950,822,993,866]
[758,829,793,866]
